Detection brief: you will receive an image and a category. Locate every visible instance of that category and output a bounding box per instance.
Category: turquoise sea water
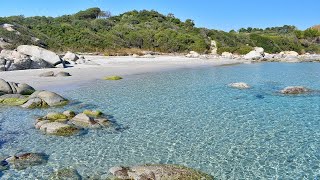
[1,62,320,179]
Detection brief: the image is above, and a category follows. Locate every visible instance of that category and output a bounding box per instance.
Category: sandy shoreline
[0,56,244,92]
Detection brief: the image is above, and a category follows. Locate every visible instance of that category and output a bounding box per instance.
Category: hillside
[0,7,320,54]
[312,25,320,31]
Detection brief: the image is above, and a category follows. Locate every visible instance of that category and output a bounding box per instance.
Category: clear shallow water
[1,63,320,179]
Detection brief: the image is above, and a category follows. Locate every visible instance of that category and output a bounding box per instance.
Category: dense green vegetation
[0,8,319,54]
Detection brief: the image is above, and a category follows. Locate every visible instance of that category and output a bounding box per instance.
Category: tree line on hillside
[0,7,319,55]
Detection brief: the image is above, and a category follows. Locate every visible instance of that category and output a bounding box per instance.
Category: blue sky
[0,0,319,31]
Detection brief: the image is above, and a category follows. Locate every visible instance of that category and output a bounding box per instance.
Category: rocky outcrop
[1,24,20,35]
[17,45,63,66]
[210,40,218,55]
[109,164,213,180]
[221,52,233,58]
[35,110,111,136]
[1,153,48,170]
[22,90,68,108]
[244,47,264,60]
[229,82,251,89]
[0,38,10,50]
[0,48,55,71]
[280,86,311,94]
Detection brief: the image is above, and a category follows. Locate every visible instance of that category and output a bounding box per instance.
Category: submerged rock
[83,109,103,117]
[103,76,123,80]
[229,82,251,89]
[4,153,48,170]
[0,94,29,106]
[109,164,213,180]
[280,86,311,94]
[49,168,82,180]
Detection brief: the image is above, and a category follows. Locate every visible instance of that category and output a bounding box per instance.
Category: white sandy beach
[0,56,243,91]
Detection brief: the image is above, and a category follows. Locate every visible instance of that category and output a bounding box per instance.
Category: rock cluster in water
[228,82,314,96]
[0,153,48,171]
[35,110,111,136]
[0,79,68,108]
[109,164,213,180]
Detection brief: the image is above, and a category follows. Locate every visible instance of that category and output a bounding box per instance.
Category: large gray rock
[15,83,36,95]
[0,79,13,94]
[0,79,35,95]
[8,58,32,71]
[30,56,54,69]
[26,90,68,107]
[17,45,62,66]
[109,164,213,180]
[63,51,79,61]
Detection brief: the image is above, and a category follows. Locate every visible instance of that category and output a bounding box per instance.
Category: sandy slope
[0,56,243,92]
